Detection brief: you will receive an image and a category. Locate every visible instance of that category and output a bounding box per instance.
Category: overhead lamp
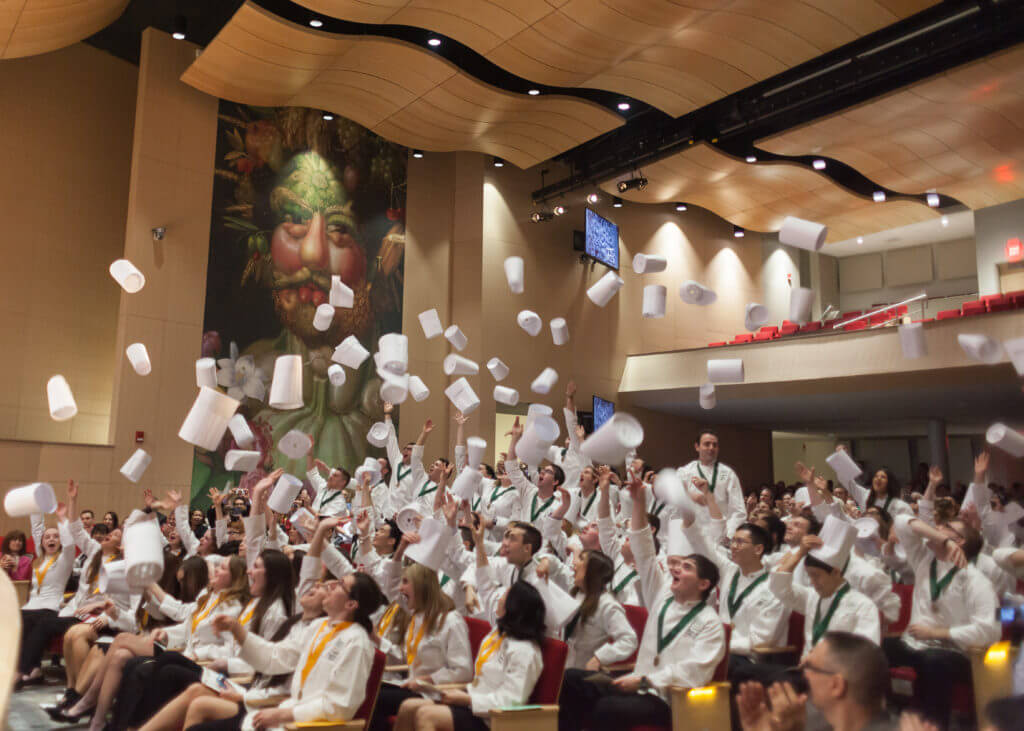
[172,15,187,40]
[531,211,554,223]
[941,216,949,227]
[427,37,442,47]
[926,192,940,207]
[873,190,886,202]
[745,155,757,163]
[322,112,334,121]
[527,89,541,96]
[411,149,424,159]
[617,101,631,111]
[812,159,826,170]
[553,204,567,216]
[617,176,647,193]
[675,202,687,211]
[309,17,324,28]
[586,192,600,204]
[492,156,505,168]
[733,225,745,238]
[857,236,864,245]
[612,196,623,208]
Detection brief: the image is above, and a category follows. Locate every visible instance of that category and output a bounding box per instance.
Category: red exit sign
[1007,237,1023,262]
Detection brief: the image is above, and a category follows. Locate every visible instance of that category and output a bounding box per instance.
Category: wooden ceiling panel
[181,2,622,169]
[763,44,1024,210]
[298,0,935,116]
[0,0,129,59]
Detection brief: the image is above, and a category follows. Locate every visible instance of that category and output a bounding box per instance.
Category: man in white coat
[676,430,746,535]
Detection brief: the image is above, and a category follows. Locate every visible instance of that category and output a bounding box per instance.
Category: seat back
[962,300,986,316]
[788,611,805,659]
[354,649,387,721]
[529,638,569,705]
[465,617,491,659]
[0,572,20,723]
[888,584,914,636]
[712,623,732,682]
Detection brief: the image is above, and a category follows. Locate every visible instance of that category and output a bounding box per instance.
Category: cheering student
[834,446,912,517]
[676,430,746,534]
[595,467,645,605]
[383,401,416,509]
[305,433,352,518]
[505,417,570,528]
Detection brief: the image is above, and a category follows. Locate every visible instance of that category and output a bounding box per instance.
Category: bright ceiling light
[857,236,864,245]
[733,225,745,238]
[172,15,187,40]
[675,202,687,211]
[617,101,631,111]
[926,193,940,207]
[873,191,886,202]
[586,193,600,204]
[527,89,540,96]
[427,37,442,47]
[941,216,949,227]
[612,196,623,208]
[553,205,567,216]
[745,155,757,163]
[492,156,505,168]
[812,159,826,170]
[309,18,324,28]
[411,149,424,159]
[322,112,334,121]
[531,211,554,223]
[617,176,648,193]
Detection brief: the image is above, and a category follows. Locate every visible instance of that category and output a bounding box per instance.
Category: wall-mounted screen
[586,208,619,270]
[593,395,614,431]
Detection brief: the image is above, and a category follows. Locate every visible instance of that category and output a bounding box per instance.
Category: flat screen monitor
[593,395,614,431]
[585,208,619,270]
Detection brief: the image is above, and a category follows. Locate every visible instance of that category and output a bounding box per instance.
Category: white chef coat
[403,609,473,684]
[307,469,348,518]
[163,590,244,658]
[468,629,543,719]
[564,591,637,669]
[22,517,76,611]
[675,461,746,535]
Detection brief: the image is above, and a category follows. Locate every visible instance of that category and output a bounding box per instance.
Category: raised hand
[208,487,224,506]
[67,480,79,499]
[143,489,156,509]
[55,501,68,522]
[383,401,393,415]
[794,461,813,485]
[928,465,943,488]
[505,416,523,439]
[736,681,771,731]
[453,411,468,426]
[551,486,572,520]
[799,534,824,554]
[422,419,434,435]
[765,682,807,731]
[566,380,577,399]
[974,450,989,483]
[166,489,182,510]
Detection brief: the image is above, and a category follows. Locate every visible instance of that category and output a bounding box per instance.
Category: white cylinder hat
[580,413,644,465]
[378,333,409,374]
[531,367,559,395]
[632,253,667,274]
[178,386,240,451]
[418,309,443,339]
[587,271,625,307]
[987,423,1024,458]
[826,449,862,484]
[123,520,164,589]
[100,560,132,595]
[958,333,1003,364]
[550,318,569,346]
[642,285,667,319]
[444,354,479,376]
[699,383,716,410]
[119,448,152,483]
[679,280,717,306]
[899,323,927,359]
[653,470,696,516]
[367,421,390,448]
[126,343,152,376]
[332,335,371,369]
[504,256,525,294]
[379,370,410,404]
[408,375,430,402]
[4,482,57,517]
[744,303,769,332]
[779,216,828,252]
[517,310,542,337]
[313,304,335,332]
[330,275,354,308]
[109,258,146,293]
[225,449,261,472]
[527,403,553,419]
[278,429,313,459]
[708,358,744,384]
[1004,336,1024,376]
[487,357,509,381]
[228,413,255,449]
[445,325,468,351]
[516,415,560,465]
[268,473,304,514]
[452,467,483,502]
[269,355,304,409]
[789,287,814,326]
[47,375,78,421]
[467,436,487,469]
[327,364,346,387]
[494,385,519,406]
[445,377,480,414]
[196,357,218,390]
[353,457,382,490]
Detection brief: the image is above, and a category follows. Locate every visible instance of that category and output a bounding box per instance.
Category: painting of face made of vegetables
[192,102,406,505]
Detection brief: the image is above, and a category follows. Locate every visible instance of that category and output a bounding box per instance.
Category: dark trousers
[19,609,79,673]
[369,683,420,731]
[559,669,671,731]
[184,704,245,731]
[884,638,971,728]
[116,651,203,726]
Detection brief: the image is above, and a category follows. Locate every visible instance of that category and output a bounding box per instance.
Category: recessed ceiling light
[586,193,599,204]
[857,236,864,245]
[172,15,186,40]
[733,225,745,238]
[492,156,504,168]
[745,155,757,163]
[322,112,334,121]
[812,159,826,170]
[412,149,424,159]
[617,101,631,111]
[527,89,540,96]
[427,37,442,47]
[873,191,886,202]
[553,205,566,216]
[612,196,623,208]
[926,193,940,207]
[309,18,323,28]
[941,216,949,227]
[675,202,687,211]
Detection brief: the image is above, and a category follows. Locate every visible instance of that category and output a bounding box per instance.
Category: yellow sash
[405,615,427,665]
[239,598,257,627]
[474,631,504,677]
[300,620,351,693]
[33,555,57,592]
[376,603,399,636]
[191,592,223,634]
[91,554,118,594]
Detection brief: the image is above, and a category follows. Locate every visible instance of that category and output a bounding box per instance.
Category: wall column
[927,418,949,486]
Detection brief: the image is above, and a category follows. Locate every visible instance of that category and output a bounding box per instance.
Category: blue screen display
[593,395,615,431]
[585,208,619,270]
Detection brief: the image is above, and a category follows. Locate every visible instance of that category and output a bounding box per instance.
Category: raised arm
[626,475,664,610]
[453,412,468,473]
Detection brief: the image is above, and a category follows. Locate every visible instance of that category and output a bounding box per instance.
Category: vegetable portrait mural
[192,103,406,502]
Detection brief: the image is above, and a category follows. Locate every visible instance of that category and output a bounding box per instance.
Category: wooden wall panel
[0,0,129,59]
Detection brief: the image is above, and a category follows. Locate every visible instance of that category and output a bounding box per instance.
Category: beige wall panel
[935,238,977,281]
[884,245,933,287]
[838,253,883,293]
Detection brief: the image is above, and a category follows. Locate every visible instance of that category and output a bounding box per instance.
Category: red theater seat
[707,341,727,347]
[799,322,822,333]
[779,323,798,336]
[753,331,775,341]
[961,300,986,316]
[730,333,753,344]
[936,309,961,320]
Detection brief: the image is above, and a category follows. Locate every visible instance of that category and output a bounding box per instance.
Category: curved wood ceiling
[761,44,1024,211]
[598,143,936,243]
[180,2,623,169]
[0,0,128,59]
[297,0,936,117]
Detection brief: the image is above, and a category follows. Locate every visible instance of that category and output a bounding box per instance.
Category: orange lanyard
[239,599,257,627]
[34,555,57,592]
[376,603,399,636]
[405,615,427,665]
[91,554,117,594]
[191,592,223,633]
[474,631,504,677]
[300,620,351,693]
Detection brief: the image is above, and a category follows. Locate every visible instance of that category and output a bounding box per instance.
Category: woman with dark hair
[104,512,120,530]
[2,529,33,580]
[834,447,911,517]
[395,580,547,731]
[563,549,637,670]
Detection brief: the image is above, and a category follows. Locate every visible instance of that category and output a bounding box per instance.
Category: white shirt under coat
[564,591,638,669]
[675,460,746,535]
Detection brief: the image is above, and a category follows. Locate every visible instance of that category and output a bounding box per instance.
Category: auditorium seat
[936,309,961,320]
[707,341,727,347]
[730,333,753,345]
[799,322,822,333]
[961,300,986,316]
[287,649,385,730]
[779,323,799,336]
[487,638,569,731]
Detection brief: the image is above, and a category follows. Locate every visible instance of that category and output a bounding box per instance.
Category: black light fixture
[492,156,505,168]
[172,15,187,40]
[733,225,745,238]
[611,196,623,208]
[553,204,566,216]
[675,202,687,211]
[586,192,599,204]
[531,211,554,223]
[411,149,424,159]
[617,176,647,193]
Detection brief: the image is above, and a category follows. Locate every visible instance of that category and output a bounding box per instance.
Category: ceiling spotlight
[411,149,424,159]
[675,202,687,211]
[745,155,757,163]
[941,216,949,227]
[617,176,648,193]
[612,196,623,208]
[553,204,567,216]
[172,15,187,40]
[926,192,940,207]
[617,101,631,111]
[309,18,324,28]
[873,190,886,202]
[527,89,541,96]
[812,159,826,170]
[586,192,600,204]
[322,112,334,121]
[733,225,745,238]
[857,236,864,245]
[427,37,442,47]
[492,156,505,168]
[531,211,554,223]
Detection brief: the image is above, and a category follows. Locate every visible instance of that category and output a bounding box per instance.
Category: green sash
[929,558,959,602]
[727,571,768,617]
[657,597,706,654]
[812,583,851,645]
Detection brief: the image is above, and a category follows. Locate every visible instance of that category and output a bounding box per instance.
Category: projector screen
[585,208,619,270]
[593,395,615,431]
